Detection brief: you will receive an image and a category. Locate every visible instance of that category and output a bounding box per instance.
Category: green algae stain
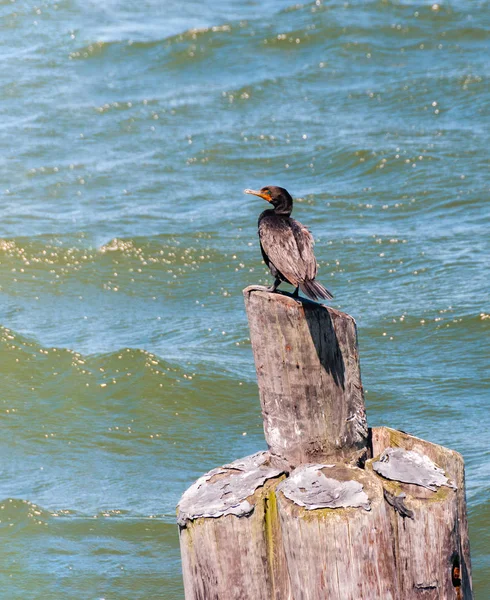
[264,487,278,560]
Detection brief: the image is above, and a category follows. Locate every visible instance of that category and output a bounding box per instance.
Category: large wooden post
[243,287,368,467]
[177,289,473,599]
[177,452,290,600]
[275,463,398,599]
[370,426,472,599]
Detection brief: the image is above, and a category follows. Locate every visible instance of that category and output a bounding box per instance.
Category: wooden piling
[177,452,291,600]
[243,287,368,467]
[275,463,397,600]
[177,289,473,599]
[369,426,472,599]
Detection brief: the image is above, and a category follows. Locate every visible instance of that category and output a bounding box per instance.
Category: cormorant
[244,186,333,302]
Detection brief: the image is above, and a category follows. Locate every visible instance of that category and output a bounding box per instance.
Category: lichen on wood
[277,463,371,511]
[178,455,291,600]
[177,451,285,525]
[373,447,456,491]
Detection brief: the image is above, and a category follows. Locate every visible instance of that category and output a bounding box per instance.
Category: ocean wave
[63,4,489,75]
[0,322,257,415]
[0,498,53,530]
[0,497,180,528]
[68,21,238,65]
[0,233,235,298]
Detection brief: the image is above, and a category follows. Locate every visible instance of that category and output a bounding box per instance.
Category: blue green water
[1,0,489,597]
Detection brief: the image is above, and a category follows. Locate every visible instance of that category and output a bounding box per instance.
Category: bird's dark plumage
[244,185,333,302]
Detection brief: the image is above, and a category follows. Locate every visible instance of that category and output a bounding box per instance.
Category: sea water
[0,1,488,597]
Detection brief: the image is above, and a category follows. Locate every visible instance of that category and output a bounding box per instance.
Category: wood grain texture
[176,297,473,600]
[276,464,397,600]
[243,287,368,467]
[177,451,284,524]
[178,453,291,600]
[370,426,473,599]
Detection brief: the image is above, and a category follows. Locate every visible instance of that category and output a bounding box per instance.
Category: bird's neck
[273,200,292,216]
[259,208,291,221]
[261,206,292,216]
[274,208,292,216]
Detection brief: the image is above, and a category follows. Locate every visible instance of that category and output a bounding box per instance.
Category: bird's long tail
[299,279,334,301]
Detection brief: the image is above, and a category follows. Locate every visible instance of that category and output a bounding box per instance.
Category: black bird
[244,185,333,302]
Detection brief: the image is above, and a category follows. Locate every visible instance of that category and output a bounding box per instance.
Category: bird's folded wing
[259,216,317,285]
[290,218,317,280]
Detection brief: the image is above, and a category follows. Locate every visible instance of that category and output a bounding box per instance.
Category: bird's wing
[290,218,317,280]
[259,216,317,285]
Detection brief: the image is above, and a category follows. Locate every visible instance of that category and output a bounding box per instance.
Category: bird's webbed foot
[267,277,282,293]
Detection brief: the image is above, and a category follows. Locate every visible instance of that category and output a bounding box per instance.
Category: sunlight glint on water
[0,1,488,598]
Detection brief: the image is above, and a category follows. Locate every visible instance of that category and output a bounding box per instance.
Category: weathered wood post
[177,452,290,600]
[369,427,472,599]
[177,288,473,599]
[243,287,368,467]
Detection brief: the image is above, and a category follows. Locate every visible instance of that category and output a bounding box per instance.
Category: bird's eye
[263,188,271,195]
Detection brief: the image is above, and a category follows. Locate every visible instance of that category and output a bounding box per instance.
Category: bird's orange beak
[244,188,272,202]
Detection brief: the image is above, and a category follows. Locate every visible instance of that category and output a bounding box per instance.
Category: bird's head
[244,186,293,216]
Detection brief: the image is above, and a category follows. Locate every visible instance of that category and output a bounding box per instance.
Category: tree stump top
[372,447,457,491]
[177,451,285,526]
[277,463,372,511]
[243,285,358,323]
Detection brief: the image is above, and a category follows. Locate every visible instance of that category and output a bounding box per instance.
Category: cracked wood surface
[243,287,368,467]
[369,426,473,599]
[276,464,397,600]
[179,444,472,599]
[178,452,291,600]
[177,451,284,525]
[176,292,473,600]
